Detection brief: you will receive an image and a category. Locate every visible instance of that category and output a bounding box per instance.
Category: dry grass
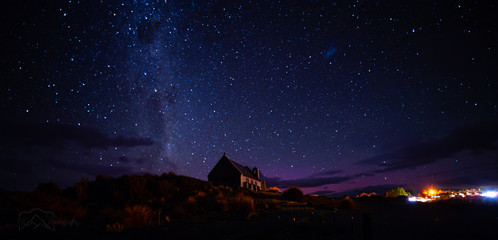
[123,204,154,229]
[232,192,255,213]
[105,222,124,232]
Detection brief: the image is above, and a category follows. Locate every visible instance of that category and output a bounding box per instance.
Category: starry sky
[1,0,497,196]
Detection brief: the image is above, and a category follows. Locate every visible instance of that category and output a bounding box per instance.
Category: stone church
[208,153,262,191]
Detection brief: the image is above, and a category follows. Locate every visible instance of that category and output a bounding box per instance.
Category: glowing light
[482,190,497,198]
[429,189,436,195]
[408,196,432,202]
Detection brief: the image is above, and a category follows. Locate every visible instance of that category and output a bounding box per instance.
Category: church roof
[221,153,260,181]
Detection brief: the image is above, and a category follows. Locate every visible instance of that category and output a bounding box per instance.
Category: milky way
[1,0,497,196]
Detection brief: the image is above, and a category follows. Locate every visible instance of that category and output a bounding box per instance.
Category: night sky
[1,0,497,196]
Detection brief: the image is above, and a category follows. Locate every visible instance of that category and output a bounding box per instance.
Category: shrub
[123,204,154,229]
[106,222,124,232]
[283,187,304,202]
[74,178,89,203]
[171,204,194,222]
[267,187,281,193]
[214,191,230,212]
[186,196,197,205]
[358,192,377,198]
[232,192,255,213]
[338,196,356,210]
[385,187,408,198]
[266,198,280,209]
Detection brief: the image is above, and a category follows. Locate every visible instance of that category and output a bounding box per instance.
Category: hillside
[1,173,496,239]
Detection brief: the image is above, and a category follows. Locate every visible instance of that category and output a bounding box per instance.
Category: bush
[74,178,89,203]
[358,192,377,198]
[123,204,154,229]
[214,191,230,212]
[266,198,280,209]
[385,187,408,198]
[106,222,124,232]
[232,192,255,213]
[267,187,281,193]
[338,196,356,210]
[283,187,304,202]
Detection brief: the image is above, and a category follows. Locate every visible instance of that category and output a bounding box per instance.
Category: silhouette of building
[208,153,262,191]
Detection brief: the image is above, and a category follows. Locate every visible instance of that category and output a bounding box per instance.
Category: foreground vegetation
[0,173,353,232]
[1,173,496,239]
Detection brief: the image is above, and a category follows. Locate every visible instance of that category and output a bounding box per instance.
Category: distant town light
[408,196,432,202]
[482,190,497,198]
[420,197,432,202]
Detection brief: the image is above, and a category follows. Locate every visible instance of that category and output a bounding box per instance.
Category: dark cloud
[264,174,353,189]
[262,170,374,189]
[310,190,336,196]
[441,175,498,188]
[360,120,498,173]
[0,121,158,190]
[44,158,133,177]
[314,169,342,177]
[0,149,137,190]
[421,158,498,180]
[0,157,38,175]
[0,120,154,149]
[432,162,498,188]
